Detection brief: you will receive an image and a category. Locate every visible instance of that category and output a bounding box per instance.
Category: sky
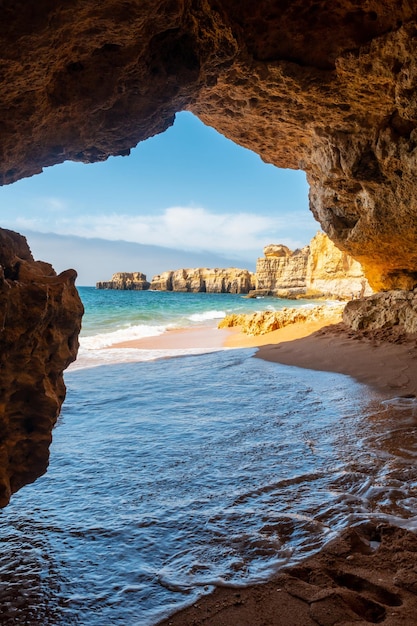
[0,111,319,285]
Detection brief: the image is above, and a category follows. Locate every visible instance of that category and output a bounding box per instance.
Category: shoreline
[255,323,417,398]
[110,317,417,624]
[110,313,417,397]
[150,319,417,625]
[111,316,417,626]
[156,521,417,625]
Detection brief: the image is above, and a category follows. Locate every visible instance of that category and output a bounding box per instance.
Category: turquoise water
[78,286,317,337]
[74,287,322,369]
[1,288,416,625]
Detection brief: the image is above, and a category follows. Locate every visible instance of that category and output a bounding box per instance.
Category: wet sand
[157,522,417,625]
[111,325,232,351]
[113,320,417,625]
[227,321,417,398]
[112,313,417,399]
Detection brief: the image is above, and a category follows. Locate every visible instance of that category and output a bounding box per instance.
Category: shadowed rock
[0,229,83,507]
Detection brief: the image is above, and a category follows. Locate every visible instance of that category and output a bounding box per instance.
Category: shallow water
[2,289,417,625]
[75,287,328,365]
[2,348,416,625]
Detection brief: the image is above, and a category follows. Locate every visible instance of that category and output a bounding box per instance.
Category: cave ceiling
[1,0,417,289]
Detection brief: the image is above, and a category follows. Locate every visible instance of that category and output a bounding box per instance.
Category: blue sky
[0,112,319,284]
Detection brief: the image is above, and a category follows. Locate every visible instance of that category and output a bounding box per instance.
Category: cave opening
[0,111,315,287]
[3,2,417,622]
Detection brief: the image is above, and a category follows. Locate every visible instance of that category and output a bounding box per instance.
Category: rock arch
[1,0,417,502]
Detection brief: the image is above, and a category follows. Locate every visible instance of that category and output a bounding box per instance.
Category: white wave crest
[188,310,226,323]
[69,346,227,371]
[80,324,167,350]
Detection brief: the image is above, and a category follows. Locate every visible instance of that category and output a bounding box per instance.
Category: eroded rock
[150,267,255,293]
[306,232,373,299]
[255,233,372,299]
[0,229,83,507]
[96,272,150,290]
[343,290,417,335]
[256,246,310,298]
[219,303,345,336]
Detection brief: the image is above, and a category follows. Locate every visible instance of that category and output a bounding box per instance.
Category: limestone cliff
[255,233,372,299]
[97,272,150,290]
[0,228,83,507]
[2,3,417,290]
[306,232,373,299]
[150,268,255,294]
[255,246,309,297]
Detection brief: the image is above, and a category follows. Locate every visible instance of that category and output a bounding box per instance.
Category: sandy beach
[114,318,417,625]
[112,313,417,398]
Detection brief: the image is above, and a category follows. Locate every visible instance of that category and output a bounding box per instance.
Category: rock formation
[219,303,345,336]
[96,272,150,290]
[2,3,417,291]
[0,229,83,507]
[255,245,310,297]
[150,267,255,293]
[343,290,417,336]
[306,232,373,299]
[255,232,372,299]
[2,2,417,502]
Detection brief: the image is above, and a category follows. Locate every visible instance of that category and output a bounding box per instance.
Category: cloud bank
[6,205,318,260]
[24,231,259,286]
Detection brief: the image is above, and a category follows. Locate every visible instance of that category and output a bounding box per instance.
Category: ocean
[73,288,321,369]
[0,287,416,625]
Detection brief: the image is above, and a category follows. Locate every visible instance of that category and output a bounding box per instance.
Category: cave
[1,1,417,504]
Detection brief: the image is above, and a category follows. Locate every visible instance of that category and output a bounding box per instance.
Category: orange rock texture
[2,2,417,501]
[0,229,83,507]
[1,2,417,289]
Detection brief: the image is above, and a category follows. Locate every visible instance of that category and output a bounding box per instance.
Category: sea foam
[187,310,226,322]
[80,323,168,349]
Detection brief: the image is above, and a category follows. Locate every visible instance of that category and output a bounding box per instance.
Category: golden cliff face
[150,268,255,293]
[306,232,373,299]
[255,233,372,299]
[0,2,417,289]
[256,246,310,297]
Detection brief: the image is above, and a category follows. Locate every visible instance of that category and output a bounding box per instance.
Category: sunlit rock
[150,267,255,293]
[2,2,417,288]
[96,272,150,290]
[255,233,372,299]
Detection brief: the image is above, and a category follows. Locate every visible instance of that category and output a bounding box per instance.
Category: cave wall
[0,230,83,507]
[2,1,417,502]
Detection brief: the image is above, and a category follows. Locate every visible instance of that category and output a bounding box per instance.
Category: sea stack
[96,272,150,290]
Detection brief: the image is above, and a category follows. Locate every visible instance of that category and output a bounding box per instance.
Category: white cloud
[3,205,318,259]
